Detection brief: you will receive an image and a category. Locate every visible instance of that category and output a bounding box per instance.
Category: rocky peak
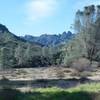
[0,24,9,33]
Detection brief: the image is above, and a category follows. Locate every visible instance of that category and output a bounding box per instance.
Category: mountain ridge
[21,31,74,46]
[0,23,74,68]
[0,23,43,68]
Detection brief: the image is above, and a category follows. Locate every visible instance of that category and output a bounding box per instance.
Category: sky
[0,0,100,36]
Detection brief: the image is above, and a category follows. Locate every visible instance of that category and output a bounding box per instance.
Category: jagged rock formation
[21,31,74,46]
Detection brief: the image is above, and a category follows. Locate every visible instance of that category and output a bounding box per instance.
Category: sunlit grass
[1,83,100,100]
[67,83,100,93]
[28,83,100,100]
[33,83,100,93]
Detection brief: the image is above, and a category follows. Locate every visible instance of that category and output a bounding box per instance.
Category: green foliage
[1,83,100,100]
[74,5,100,62]
[63,5,100,66]
[0,23,72,68]
[63,35,86,66]
[19,83,100,100]
[0,27,46,68]
[0,47,16,69]
[0,24,65,68]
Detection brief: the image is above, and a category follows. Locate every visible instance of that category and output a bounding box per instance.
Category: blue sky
[0,0,99,36]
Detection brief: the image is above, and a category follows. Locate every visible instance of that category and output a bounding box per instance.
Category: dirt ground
[0,67,100,92]
[0,67,100,80]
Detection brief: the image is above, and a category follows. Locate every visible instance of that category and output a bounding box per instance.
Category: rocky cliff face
[21,31,74,46]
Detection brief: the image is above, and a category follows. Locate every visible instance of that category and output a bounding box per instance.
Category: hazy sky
[0,0,99,36]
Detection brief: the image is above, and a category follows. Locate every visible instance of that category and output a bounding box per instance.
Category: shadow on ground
[0,77,99,100]
[0,88,93,100]
[0,77,99,89]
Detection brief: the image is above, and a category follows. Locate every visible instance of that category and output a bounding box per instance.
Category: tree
[41,47,48,57]
[23,43,37,66]
[0,47,16,69]
[15,44,25,67]
[74,5,100,64]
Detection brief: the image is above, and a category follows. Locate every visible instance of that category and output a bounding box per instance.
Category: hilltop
[21,31,74,46]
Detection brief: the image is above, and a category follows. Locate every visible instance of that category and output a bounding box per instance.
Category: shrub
[71,58,90,72]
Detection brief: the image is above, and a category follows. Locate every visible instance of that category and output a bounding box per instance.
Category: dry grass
[0,66,100,81]
[0,67,100,92]
[0,67,78,80]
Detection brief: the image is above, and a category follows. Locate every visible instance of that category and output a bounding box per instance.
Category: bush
[71,58,90,72]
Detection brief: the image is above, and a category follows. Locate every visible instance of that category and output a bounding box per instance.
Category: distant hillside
[0,24,44,69]
[0,23,68,69]
[21,31,74,46]
[0,23,75,69]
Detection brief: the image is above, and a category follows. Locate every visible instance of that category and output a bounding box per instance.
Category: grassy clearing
[67,83,100,93]
[33,83,100,93]
[0,83,100,100]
